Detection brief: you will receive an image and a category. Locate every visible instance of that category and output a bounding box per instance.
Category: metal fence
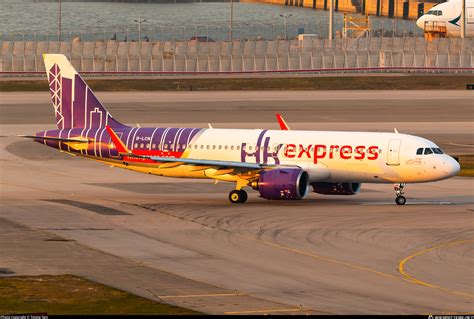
[2,38,473,73]
[0,19,423,42]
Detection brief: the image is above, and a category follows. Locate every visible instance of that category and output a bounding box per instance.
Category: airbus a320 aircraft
[23,54,460,205]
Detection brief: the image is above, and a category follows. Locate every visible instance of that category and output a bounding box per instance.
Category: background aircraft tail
[43,54,126,130]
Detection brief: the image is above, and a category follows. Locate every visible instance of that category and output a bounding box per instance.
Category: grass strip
[1,75,474,91]
[0,275,201,315]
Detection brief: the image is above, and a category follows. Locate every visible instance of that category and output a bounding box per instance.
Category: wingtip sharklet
[276,113,290,130]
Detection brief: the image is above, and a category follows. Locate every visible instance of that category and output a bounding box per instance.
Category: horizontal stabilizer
[19,135,90,143]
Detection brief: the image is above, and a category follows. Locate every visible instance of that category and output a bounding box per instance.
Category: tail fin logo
[48,64,66,129]
[44,54,126,130]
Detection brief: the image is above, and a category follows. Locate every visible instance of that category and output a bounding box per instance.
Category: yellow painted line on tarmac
[398,239,474,299]
[224,308,306,314]
[235,232,404,282]
[158,292,243,299]
[131,203,474,301]
[235,233,474,300]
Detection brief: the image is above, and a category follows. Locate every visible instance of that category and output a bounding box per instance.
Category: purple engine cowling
[254,168,309,200]
[312,182,361,195]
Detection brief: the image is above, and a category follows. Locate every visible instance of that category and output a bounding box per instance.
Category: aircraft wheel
[229,190,247,204]
[240,190,248,203]
[395,196,406,205]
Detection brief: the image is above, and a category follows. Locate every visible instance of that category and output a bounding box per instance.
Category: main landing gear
[394,183,406,205]
[229,189,248,204]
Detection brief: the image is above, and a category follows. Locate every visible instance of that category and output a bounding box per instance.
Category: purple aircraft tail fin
[44,54,126,130]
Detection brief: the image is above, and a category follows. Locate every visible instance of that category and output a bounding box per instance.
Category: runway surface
[0,90,473,314]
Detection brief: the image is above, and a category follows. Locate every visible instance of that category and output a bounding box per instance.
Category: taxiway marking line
[398,239,474,299]
[224,308,306,314]
[235,233,474,300]
[158,292,243,299]
[129,202,474,301]
[235,232,404,281]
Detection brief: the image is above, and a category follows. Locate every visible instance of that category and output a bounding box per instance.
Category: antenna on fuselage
[394,128,399,134]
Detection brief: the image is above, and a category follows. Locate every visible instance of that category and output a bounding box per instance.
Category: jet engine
[252,168,309,200]
[312,182,361,195]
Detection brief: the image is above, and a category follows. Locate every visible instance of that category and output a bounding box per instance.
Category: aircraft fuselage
[35,127,460,184]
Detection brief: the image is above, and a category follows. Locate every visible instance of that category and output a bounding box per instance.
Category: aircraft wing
[106,126,275,171]
[145,156,268,169]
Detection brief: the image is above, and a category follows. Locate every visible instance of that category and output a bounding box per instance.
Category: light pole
[134,16,147,41]
[57,0,62,41]
[230,0,234,41]
[329,0,333,40]
[461,0,466,39]
[280,13,293,39]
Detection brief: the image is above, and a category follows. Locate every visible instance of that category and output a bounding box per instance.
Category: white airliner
[23,54,460,205]
[416,0,474,37]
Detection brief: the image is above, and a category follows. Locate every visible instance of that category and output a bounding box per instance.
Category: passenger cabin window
[424,148,433,155]
[416,148,423,155]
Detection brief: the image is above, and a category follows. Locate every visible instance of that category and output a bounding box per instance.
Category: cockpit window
[427,10,442,16]
[417,147,443,155]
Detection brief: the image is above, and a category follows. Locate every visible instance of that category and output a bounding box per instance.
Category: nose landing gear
[394,183,406,205]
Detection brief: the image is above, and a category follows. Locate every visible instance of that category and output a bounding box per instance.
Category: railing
[0,20,424,42]
[2,38,472,73]
[2,67,473,77]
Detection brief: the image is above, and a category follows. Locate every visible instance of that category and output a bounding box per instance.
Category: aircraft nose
[443,156,461,177]
[416,16,424,30]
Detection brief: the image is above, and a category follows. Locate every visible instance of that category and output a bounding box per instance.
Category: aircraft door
[387,139,401,166]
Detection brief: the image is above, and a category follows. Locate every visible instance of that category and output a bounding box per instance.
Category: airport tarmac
[0,90,473,314]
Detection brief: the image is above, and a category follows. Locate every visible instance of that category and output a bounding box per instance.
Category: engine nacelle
[312,182,361,195]
[252,168,309,200]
